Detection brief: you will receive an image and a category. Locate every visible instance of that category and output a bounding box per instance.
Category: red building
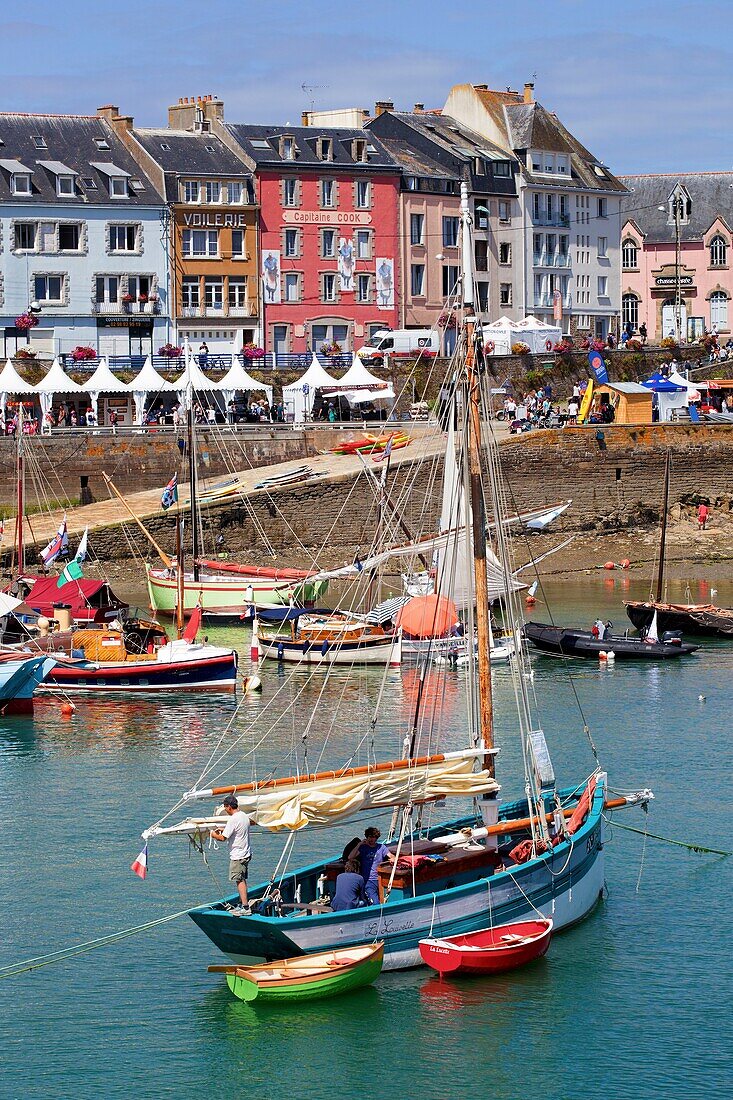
[224,123,400,359]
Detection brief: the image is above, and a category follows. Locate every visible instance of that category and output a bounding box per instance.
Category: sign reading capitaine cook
[654,275,694,287]
[282,210,372,225]
[182,212,249,227]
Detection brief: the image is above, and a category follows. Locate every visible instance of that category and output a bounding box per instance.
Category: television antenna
[301,83,330,113]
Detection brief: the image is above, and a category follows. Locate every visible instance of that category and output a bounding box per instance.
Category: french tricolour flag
[131,844,148,880]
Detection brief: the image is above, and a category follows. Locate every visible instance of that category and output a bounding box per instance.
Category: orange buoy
[603,561,615,570]
[620,558,630,569]
[60,702,75,717]
[525,595,537,606]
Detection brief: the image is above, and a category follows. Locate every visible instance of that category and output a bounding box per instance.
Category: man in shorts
[211,795,252,911]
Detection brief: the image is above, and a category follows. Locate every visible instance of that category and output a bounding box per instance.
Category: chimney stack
[413,103,424,113]
[374,100,394,117]
[302,111,310,126]
[523,81,535,104]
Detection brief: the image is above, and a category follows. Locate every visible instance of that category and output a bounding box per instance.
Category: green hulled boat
[209,942,384,1003]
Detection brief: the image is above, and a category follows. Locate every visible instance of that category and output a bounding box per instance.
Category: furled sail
[144,750,498,836]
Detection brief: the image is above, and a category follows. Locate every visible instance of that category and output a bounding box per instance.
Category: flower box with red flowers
[15,312,39,332]
[242,343,265,360]
[158,344,183,358]
[71,345,97,361]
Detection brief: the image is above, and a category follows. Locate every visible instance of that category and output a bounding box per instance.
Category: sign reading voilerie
[282,210,372,225]
[182,212,249,227]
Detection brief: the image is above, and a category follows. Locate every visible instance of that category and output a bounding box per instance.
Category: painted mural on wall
[338,237,355,292]
[262,250,281,304]
[376,257,394,310]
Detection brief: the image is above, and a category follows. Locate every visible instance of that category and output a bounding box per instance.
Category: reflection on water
[0,576,731,1099]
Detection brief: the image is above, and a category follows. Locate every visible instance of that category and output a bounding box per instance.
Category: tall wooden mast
[460,183,494,777]
[16,402,25,573]
[185,340,201,583]
[654,451,671,603]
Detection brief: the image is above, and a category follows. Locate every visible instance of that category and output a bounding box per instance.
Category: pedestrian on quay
[639,322,648,345]
[698,503,709,531]
[109,409,118,435]
[198,340,209,368]
[210,795,254,913]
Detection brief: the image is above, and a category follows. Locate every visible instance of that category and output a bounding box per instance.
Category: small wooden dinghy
[209,942,384,1003]
[419,919,552,976]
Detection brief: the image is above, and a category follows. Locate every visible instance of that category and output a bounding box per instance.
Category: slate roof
[225,124,399,172]
[0,113,162,204]
[133,128,254,202]
[385,111,511,165]
[468,87,626,194]
[376,137,456,180]
[619,172,733,243]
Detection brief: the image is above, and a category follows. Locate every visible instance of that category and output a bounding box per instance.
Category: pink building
[620,173,733,341]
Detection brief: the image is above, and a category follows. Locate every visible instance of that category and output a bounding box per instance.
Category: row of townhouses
[1,84,730,362]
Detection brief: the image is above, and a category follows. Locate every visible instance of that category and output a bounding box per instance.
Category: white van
[358,328,439,365]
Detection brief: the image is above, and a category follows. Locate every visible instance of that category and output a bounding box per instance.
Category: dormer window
[57,174,75,197]
[669,185,692,225]
[281,135,295,161]
[317,137,333,162]
[11,172,31,195]
[352,138,366,163]
[110,176,127,197]
[205,181,221,204]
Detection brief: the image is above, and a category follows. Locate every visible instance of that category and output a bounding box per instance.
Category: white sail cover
[145,751,498,836]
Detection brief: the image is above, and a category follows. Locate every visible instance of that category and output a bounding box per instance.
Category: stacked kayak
[330,433,411,457]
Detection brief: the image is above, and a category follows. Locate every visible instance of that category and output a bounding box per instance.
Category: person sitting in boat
[210,795,253,913]
[348,828,394,905]
[331,859,368,912]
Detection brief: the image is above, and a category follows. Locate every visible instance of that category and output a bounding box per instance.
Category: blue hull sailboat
[0,653,57,714]
[140,184,653,972]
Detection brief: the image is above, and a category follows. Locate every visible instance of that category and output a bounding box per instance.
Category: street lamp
[659,197,684,342]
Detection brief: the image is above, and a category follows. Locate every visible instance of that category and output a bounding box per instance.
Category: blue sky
[2,0,730,174]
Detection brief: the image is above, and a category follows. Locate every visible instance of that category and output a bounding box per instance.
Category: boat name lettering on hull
[586,828,601,854]
[365,918,415,936]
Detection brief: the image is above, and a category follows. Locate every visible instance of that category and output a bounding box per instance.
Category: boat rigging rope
[602,814,731,857]
[0,905,195,979]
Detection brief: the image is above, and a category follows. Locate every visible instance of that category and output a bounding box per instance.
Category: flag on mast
[161,473,178,510]
[40,516,68,567]
[75,526,89,563]
[131,845,148,880]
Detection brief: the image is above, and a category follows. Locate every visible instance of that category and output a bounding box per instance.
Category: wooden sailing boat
[625,452,733,637]
[140,185,653,971]
[144,346,327,619]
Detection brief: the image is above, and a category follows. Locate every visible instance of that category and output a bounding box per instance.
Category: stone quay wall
[80,423,733,567]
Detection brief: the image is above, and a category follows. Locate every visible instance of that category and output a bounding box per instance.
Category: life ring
[545,339,553,352]
[485,340,495,355]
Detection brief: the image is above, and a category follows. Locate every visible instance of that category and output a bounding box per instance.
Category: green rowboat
[209,942,384,1003]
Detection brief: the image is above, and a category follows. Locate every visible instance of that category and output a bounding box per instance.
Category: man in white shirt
[211,795,253,910]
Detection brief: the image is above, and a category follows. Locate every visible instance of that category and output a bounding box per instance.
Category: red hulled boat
[418,918,553,976]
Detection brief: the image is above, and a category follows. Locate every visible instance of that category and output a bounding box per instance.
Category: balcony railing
[91,299,162,316]
[534,295,572,309]
[532,213,571,228]
[179,302,258,318]
[533,253,571,268]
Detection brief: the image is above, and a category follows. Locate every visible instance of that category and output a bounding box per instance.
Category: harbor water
[1,576,731,1100]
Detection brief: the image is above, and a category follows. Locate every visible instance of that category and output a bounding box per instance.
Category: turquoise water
[1,576,731,1100]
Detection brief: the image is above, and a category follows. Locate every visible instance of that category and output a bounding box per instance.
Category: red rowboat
[418,918,553,975]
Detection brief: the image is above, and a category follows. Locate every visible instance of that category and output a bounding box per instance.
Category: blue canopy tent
[642,372,688,422]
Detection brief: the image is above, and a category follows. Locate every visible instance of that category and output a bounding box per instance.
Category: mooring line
[605,816,731,856]
[0,904,194,979]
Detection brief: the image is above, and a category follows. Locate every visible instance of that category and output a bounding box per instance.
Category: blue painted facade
[0,113,171,360]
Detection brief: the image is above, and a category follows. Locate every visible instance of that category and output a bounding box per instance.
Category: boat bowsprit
[209,942,384,1002]
[419,918,552,975]
[0,651,57,714]
[523,621,699,660]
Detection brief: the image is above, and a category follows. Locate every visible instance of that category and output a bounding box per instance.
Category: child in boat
[331,860,368,912]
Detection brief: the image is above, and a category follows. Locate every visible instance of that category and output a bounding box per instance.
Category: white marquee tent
[128,355,176,424]
[484,315,562,356]
[35,357,85,419]
[219,351,273,410]
[333,355,396,405]
[282,353,339,423]
[0,358,37,417]
[83,357,131,422]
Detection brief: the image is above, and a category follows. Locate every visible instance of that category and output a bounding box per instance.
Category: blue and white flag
[40,516,68,567]
[161,473,178,510]
[588,349,609,385]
